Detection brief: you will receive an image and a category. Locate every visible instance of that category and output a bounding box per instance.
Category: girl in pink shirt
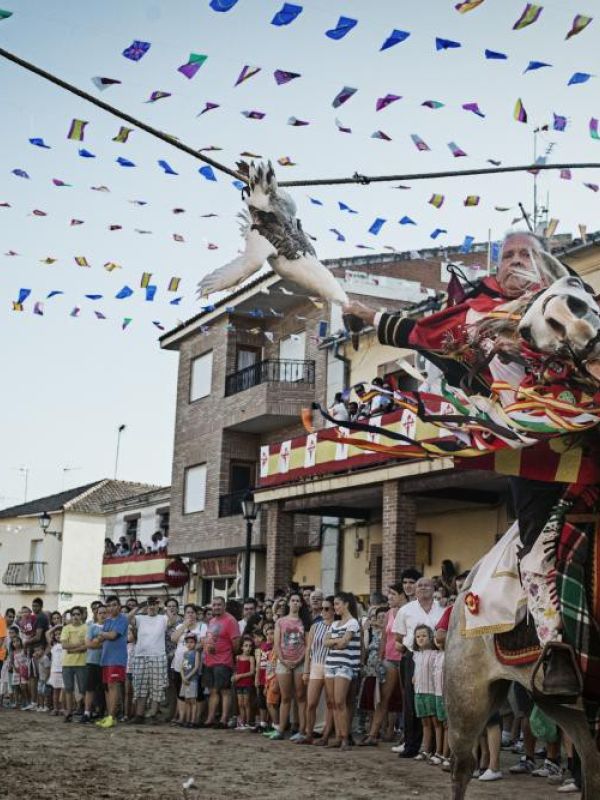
[271,594,310,741]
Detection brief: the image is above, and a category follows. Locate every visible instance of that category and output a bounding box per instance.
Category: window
[156,508,170,537]
[190,351,213,401]
[124,517,139,547]
[30,539,43,563]
[279,333,305,380]
[184,464,207,514]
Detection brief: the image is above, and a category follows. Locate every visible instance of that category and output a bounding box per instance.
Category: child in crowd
[263,625,280,734]
[49,627,63,715]
[32,644,51,712]
[253,628,270,731]
[179,634,201,727]
[431,627,450,769]
[233,638,255,729]
[1,627,19,707]
[412,624,439,762]
[8,636,28,708]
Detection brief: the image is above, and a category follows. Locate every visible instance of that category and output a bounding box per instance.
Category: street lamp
[38,511,62,541]
[241,492,258,599]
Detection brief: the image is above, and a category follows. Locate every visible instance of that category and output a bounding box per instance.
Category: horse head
[518,276,600,379]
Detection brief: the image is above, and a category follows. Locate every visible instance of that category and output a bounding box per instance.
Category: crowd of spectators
[0,569,581,794]
[104,529,168,558]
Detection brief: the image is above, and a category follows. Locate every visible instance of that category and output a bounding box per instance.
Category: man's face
[107,599,120,617]
[243,602,256,620]
[212,599,224,617]
[147,600,159,616]
[402,578,417,598]
[415,579,435,602]
[126,599,137,611]
[497,234,544,297]
[32,601,42,614]
[5,610,15,624]
[310,593,323,614]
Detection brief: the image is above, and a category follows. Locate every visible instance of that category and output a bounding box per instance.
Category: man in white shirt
[128,597,175,723]
[392,578,443,757]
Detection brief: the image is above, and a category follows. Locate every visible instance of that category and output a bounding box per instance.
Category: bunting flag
[0,9,13,20]
[512,4,543,30]
[29,137,50,148]
[429,193,445,208]
[47,291,64,298]
[178,53,207,79]
[74,256,90,267]
[461,235,475,252]
[78,149,95,157]
[32,209,47,216]
[430,228,447,239]
[399,216,416,225]
[241,110,266,119]
[12,301,24,312]
[147,90,171,102]
[158,159,178,174]
[277,156,296,166]
[104,262,121,272]
[199,165,217,181]
[524,60,551,73]
[380,29,410,50]
[448,141,467,157]
[411,133,430,151]
[70,219,84,226]
[122,40,151,61]
[210,0,239,10]
[372,93,400,112]
[436,37,461,50]
[325,16,357,40]
[455,0,484,11]
[338,202,357,213]
[168,277,181,291]
[271,3,303,26]
[332,86,357,107]
[140,272,152,288]
[566,14,592,39]
[34,302,44,316]
[329,228,345,241]
[335,118,352,133]
[52,178,71,187]
[200,145,222,152]
[584,183,599,192]
[514,98,527,123]
[274,69,301,85]
[422,100,444,109]
[122,317,132,330]
[287,116,309,126]
[485,49,507,59]
[145,286,157,302]
[545,218,559,237]
[41,257,57,264]
[568,72,592,85]
[67,119,88,141]
[70,307,81,318]
[464,195,480,206]
[115,286,134,299]
[16,288,31,306]
[560,168,572,180]
[116,157,135,167]
[84,294,102,301]
[590,118,600,140]
[173,233,185,241]
[235,65,261,86]
[309,197,323,205]
[198,102,219,116]
[462,102,485,117]
[112,126,134,143]
[92,76,121,90]
[94,310,107,319]
[371,130,391,140]
[368,217,386,235]
[553,113,567,131]
[12,169,29,178]
[153,321,165,331]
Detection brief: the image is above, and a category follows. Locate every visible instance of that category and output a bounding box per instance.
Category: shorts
[435,695,447,723]
[85,663,103,693]
[415,692,437,718]
[275,661,304,677]
[266,678,280,706]
[102,665,126,684]
[236,686,252,696]
[202,665,233,691]
[37,679,48,697]
[131,655,168,704]
[309,662,325,681]
[179,678,198,700]
[62,666,87,694]
[324,664,355,681]
[382,659,402,671]
[256,685,267,710]
[49,672,63,689]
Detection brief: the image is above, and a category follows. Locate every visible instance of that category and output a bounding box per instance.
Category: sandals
[358,736,378,747]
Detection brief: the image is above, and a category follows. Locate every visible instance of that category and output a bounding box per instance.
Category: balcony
[223,359,317,433]
[218,489,247,517]
[3,561,46,587]
[225,359,315,397]
[102,552,171,589]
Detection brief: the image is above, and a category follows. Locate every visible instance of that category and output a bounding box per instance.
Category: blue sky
[1,0,599,504]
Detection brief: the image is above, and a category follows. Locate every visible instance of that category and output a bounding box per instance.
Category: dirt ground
[0,712,571,800]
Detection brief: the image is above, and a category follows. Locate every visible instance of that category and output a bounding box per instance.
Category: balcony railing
[225,358,315,397]
[218,489,249,517]
[3,561,46,587]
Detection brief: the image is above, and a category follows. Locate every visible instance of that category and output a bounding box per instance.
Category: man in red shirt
[202,596,241,728]
[344,232,581,698]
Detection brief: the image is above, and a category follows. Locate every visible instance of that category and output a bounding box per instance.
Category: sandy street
[0,712,570,800]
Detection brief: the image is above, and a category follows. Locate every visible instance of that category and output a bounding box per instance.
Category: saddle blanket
[461,522,527,638]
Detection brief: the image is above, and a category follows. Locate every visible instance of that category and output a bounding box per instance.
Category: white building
[0,480,160,612]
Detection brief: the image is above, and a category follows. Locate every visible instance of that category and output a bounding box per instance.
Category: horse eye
[566,277,582,288]
[547,318,567,337]
[566,296,589,318]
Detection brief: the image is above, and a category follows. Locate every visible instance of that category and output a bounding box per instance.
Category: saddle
[494,616,540,667]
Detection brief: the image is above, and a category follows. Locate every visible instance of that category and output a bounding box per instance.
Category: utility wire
[3,47,600,190]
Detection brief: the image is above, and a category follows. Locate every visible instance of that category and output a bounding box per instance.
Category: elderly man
[345,232,580,699]
[392,578,443,758]
[309,589,324,622]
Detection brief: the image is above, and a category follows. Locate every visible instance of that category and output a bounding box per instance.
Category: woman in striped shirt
[324,592,361,750]
[302,597,335,745]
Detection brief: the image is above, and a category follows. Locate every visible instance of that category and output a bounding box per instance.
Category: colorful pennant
[271,3,303,26]
[380,29,410,50]
[332,86,357,108]
[566,14,592,39]
[67,119,88,141]
[514,98,527,123]
[376,93,401,111]
[178,53,207,79]
[325,16,357,40]
[122,40,151,61]
[512,4,543,30]
[274,69,301,85]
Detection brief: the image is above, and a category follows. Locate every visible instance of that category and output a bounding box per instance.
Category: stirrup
[531,641,583,705]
